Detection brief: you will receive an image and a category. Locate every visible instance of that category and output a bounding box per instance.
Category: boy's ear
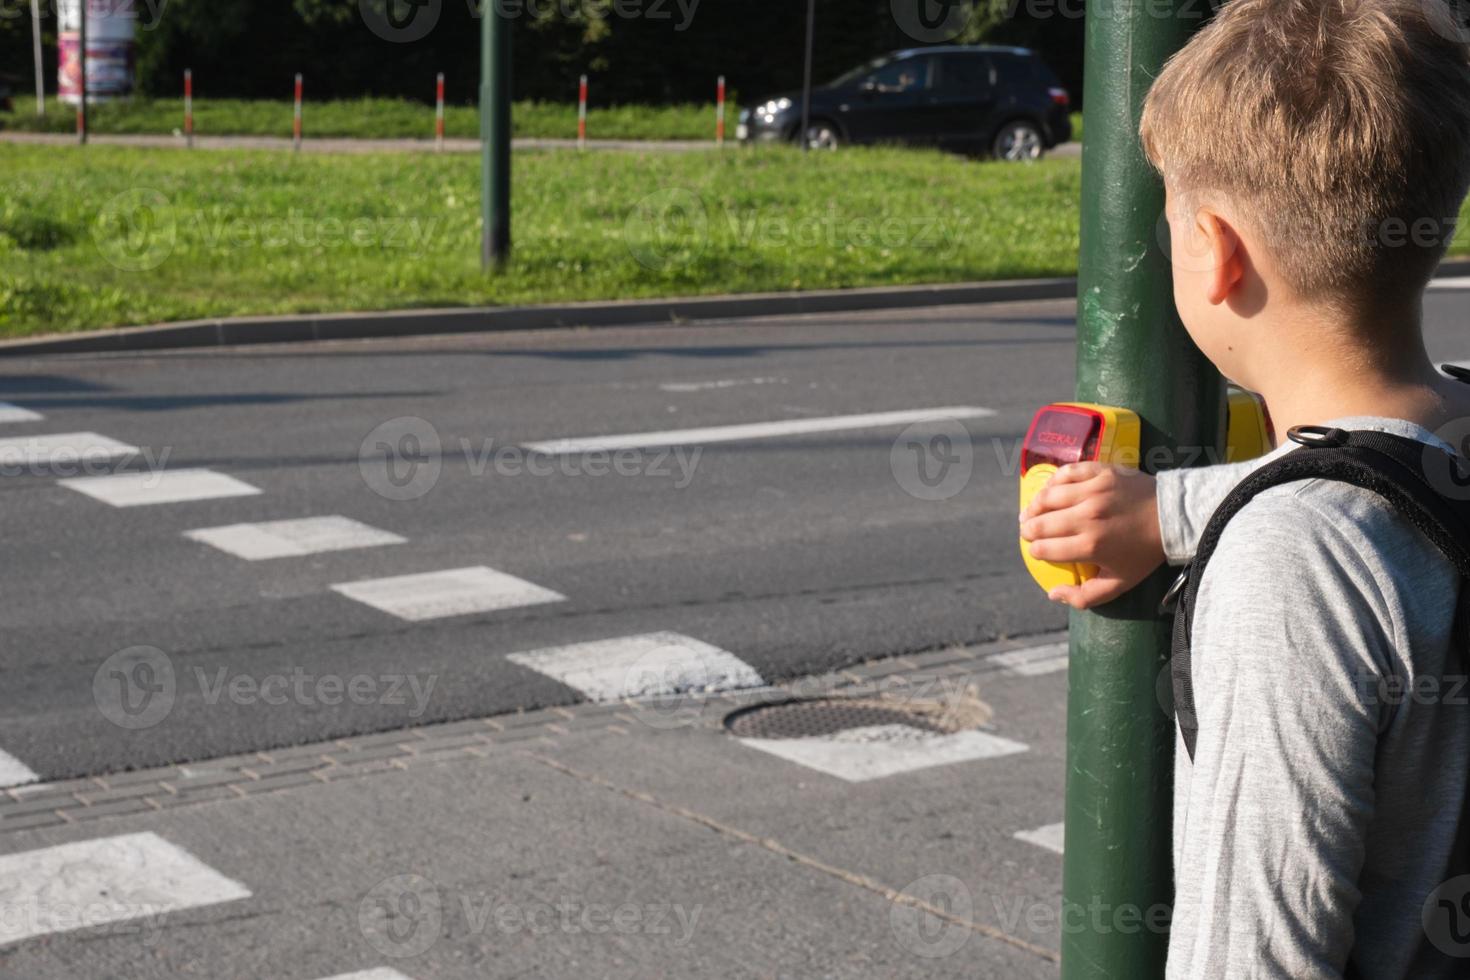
[1196,208,1245,306]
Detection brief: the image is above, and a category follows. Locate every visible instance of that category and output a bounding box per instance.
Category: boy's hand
[1019,462,1166,610]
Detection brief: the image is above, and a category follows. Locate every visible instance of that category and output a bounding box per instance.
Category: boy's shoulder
[1196,422,1462,675]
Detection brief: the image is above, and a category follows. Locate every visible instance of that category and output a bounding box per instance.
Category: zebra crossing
[0,395,1070,970]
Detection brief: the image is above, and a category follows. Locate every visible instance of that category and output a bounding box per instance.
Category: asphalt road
[2,288,1466,783]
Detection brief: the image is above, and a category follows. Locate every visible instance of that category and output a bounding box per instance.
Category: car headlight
[760,97,793,115]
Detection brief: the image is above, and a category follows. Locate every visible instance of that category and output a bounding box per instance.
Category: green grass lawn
[6,142,1463,339]
[2,97,717,141]
[0,143,1085,337]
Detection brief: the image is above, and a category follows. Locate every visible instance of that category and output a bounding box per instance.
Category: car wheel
[803,122,840,150]
[993,121,1044,162]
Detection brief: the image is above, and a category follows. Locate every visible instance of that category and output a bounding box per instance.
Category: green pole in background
[481,0,511,269]
[1062,1,1223,977]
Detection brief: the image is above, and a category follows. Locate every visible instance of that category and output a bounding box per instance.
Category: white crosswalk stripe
[522,406,997,454]
[0,832,250,946]
[0,749,39,789]
[1014,822,1065,855]
[507,632,764,701]
[737,724,1028,783]
[60,468,262,507]
[331,566,565,621]
[185,516,405,560]
[0,431,137,468]
[318,971,416,980]
[0,403,43,424]
[988,642,1068,677]
[1430,277,1470,289]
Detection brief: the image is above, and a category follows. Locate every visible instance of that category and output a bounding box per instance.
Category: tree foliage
[1,0,1084,108]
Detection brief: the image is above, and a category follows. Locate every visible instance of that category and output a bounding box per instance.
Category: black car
[738,46,1072,160]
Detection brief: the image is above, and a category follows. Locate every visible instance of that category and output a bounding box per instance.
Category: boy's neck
[1245,297,1456,444]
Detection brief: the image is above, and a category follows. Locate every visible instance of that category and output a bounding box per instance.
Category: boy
[1020,0,1470,976]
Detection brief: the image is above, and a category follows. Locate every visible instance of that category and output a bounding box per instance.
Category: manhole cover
[724,698,947,739]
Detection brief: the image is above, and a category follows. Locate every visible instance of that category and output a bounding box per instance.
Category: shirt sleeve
[1166,491,1390,980]
[1156,461,1264,565]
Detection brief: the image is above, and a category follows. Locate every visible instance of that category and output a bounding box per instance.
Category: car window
[937,54,993,91]
[993,54,1042,87]
[828,56,892,88]
[864,58,929,94]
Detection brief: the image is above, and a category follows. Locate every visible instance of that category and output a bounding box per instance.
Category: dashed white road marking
[185,516,405,560]
[507,632,764,701]
[318,971,416,980]
[1430,277,1470,289]
[1014,822,1065,855]
[0,403,43,424]
[738,724,1028,783]
[522,406,997,454]
[0,431,138,468]
[59,468,262,507]
[332,566,565,622]
[0,832,251,947]
[0,749,39,789]
[989,642,1069,677]
[658,377,783,393]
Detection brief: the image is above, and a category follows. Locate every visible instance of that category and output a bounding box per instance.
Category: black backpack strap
[1172,425,1470,761]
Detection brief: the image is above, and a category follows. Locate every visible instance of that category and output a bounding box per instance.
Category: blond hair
[1140,0,1470,302]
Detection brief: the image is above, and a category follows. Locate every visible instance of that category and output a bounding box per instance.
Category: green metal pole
[480,0,511,269]
[1061,1,1223,977]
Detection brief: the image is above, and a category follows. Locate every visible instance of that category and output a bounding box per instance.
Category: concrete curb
[4,258,1464,358]
[0,277,1079,357]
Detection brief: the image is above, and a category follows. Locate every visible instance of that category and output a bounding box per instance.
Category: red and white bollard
[577,74,588,150]
[716,75,726,146]
[435,72,445,151]
[293,73,303,152]
[184,68,194,148]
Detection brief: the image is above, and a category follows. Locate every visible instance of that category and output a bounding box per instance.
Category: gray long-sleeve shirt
[1155,417,1469,979]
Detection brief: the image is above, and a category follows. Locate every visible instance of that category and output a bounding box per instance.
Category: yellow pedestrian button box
[1019,404,1142,593]
[1018,390,1272,593]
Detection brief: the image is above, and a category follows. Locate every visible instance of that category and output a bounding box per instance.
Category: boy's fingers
[1047,576,1127,610]
[1027,535,1092,563]
[1021,478,1092,519]
[1019,511,1081,543]
[1049,461,1107,484]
